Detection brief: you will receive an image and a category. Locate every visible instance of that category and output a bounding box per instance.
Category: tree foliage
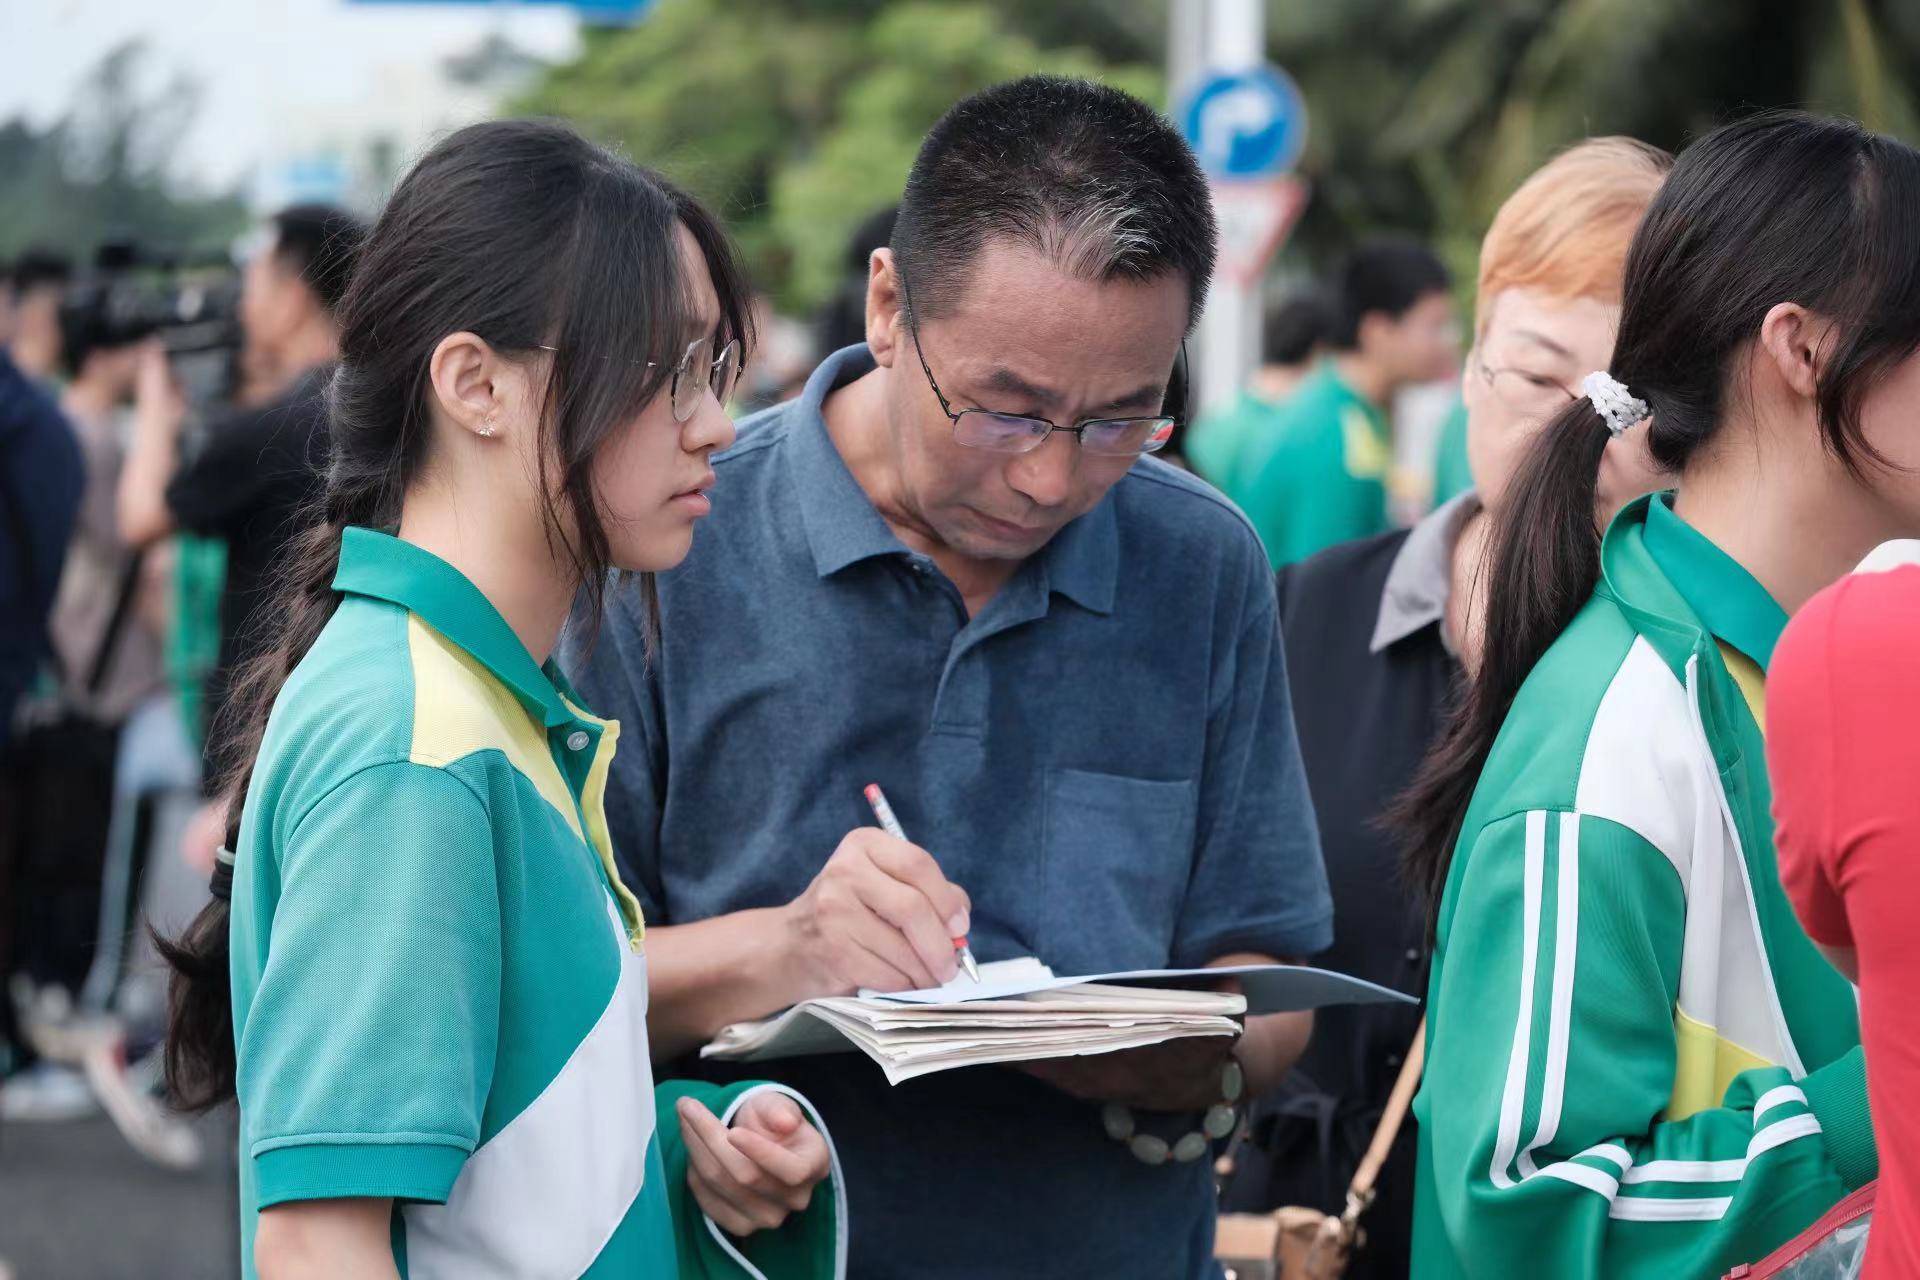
[0,42,249,263]
[521,0,1920,313]
[516,0,1160,311]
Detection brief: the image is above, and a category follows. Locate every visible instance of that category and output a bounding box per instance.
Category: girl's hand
[676,1092,830,1238]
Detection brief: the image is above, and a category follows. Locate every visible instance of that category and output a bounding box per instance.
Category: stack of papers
[702,958,1413,1086]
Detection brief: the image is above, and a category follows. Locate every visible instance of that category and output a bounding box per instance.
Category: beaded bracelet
[1101,1060,1244,1165]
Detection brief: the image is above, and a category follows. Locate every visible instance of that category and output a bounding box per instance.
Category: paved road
[0,1110,237,1280]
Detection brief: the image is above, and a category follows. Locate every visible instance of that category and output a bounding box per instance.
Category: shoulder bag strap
[1343,1018,1425,1220]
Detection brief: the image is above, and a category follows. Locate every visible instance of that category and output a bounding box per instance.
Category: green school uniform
[1412,494,1874,1280]
[1185,388,1285,494]
[228,527,844,1279]
[1235,362,1395,568]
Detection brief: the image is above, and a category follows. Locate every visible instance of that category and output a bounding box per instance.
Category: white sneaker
[0,1061,99,1122]
[80,1038,202,1171]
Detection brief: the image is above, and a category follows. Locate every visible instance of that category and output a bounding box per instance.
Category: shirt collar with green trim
[332,526,585,729]
[1640,494,1788,672]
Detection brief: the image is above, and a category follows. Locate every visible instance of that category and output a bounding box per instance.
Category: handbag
[1216,1020,1425,1280]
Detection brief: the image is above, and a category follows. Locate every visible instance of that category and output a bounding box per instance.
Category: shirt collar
[787,345,915,579]
[785,344,1118,615]
[1641,493,1788,672]
[1370,490,1480,654]
[332,525,580,728]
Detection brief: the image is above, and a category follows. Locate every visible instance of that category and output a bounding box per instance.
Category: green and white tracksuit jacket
[1412,495,1877,1279]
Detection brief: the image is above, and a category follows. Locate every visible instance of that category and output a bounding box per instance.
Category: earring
[478,415,498,439]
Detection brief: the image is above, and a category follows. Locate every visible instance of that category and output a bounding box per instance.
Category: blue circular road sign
[1177,65,1308,179]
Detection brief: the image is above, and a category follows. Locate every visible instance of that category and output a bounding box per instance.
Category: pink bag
[1723,1182,1875,1280]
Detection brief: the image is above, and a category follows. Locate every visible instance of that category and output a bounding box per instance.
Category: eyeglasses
[901,285,1180,458]
[537,334,742,423]
[1476,349,1577,422]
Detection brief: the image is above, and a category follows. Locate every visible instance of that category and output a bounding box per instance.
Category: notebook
[701,958,1413,1085]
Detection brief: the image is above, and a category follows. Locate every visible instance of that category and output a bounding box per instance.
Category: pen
[863,782,981,984]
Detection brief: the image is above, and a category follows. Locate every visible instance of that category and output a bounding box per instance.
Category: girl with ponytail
[160,120,843,1278]
[1402,111,1920,1279]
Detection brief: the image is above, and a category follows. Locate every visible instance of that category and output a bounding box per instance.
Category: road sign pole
[1189,0,1267,419]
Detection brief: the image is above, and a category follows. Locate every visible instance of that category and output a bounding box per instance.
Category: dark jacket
[0,352,84,745]
[1223,517,1460,1279]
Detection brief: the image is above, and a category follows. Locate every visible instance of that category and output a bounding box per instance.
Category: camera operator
[118,204,365,861]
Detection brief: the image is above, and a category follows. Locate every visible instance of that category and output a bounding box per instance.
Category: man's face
[870,241,1188,563]
[1367,290,1460,389]
[239,245,313,364]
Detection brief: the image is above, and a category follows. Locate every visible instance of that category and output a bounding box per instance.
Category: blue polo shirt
[564,345,1333,1280]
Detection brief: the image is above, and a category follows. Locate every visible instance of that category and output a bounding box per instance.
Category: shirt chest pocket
[1040,768,1198,975]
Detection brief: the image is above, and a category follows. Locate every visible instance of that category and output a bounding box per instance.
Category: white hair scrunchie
[1581,371,1651,437]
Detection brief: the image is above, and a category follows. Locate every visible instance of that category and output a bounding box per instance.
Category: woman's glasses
[1475,349,1578,422]
[537,334,742,423]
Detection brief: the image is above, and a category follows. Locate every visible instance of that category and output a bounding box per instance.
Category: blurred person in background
[1770,541,1920,1280]
[1238,238,1457,567]
[4,249,73,388]
[1187,288,1330,493]
[567,76,1332,1280]
[118,204,365,869]
[1220,138,1670,1279]
[0,341,84,1163]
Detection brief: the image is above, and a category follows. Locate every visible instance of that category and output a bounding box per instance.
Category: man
[118,204,363,839]
[1186,288,1330,491]
[567,76,1332,1279]
[4,250,73,387]
[1236,239,1457,567]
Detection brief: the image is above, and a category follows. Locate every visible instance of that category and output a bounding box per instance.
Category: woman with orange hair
[1222,138,1671,1279]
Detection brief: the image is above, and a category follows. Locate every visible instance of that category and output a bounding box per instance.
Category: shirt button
[1405,949,1422,963]
[1387,1053,1404,1069]
[566,730,591,752]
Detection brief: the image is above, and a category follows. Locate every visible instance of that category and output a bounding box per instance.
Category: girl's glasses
[536,335,743,423]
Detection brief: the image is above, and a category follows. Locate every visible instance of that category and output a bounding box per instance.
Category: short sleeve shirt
[563,345,1333,1280]
[228,527,673,1279]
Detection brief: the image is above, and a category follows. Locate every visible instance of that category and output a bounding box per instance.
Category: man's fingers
[861,833,971,936]
[844,925,934,993]
[857,875,959,984]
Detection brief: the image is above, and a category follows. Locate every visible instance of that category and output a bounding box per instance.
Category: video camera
[58,241,242,407]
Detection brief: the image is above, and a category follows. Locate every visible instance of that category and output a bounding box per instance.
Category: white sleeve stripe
[1753,1085,1809,1122]
[1583,1143,1634,1173]
[1491,810,1548,1190]
[1621,1157,1745,1185]
[1609,1196,1732,1223]
[1748,1113,1823,1160]
[1520,813,1581,1180]
[1539,1161,1620,1199]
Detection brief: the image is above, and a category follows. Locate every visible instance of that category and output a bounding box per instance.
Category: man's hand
[781,827,971,995]
[678,1092,831,1237]
[1018,1033,1240,1113]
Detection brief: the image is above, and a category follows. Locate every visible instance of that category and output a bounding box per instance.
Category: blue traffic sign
[1177,65,1308,179]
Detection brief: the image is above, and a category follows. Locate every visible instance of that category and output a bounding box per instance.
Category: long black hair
[1395,110,1920,926]
[158,119,754,1110]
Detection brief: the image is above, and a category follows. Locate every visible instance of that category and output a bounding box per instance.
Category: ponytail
[1389,399,1612,930]
[156,506,359,1110]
